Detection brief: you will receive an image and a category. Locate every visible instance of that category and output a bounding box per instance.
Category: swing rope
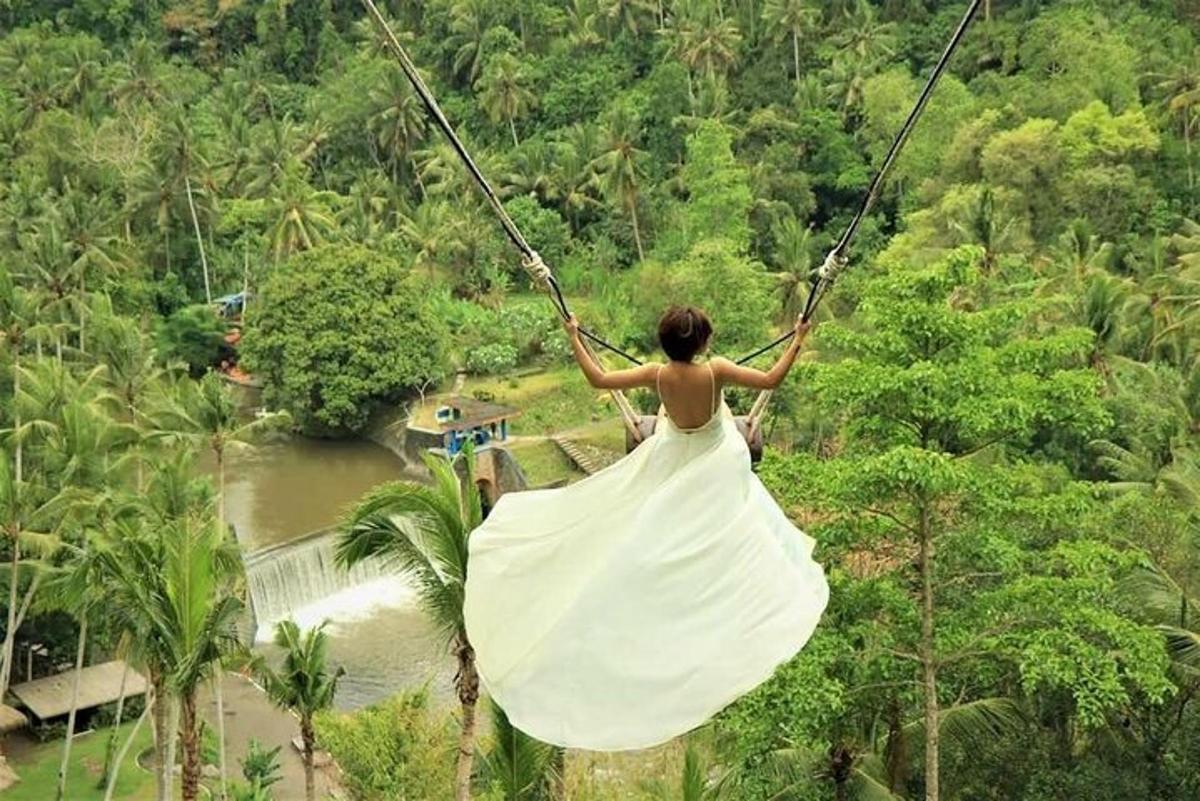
[740,0,983,434]
[360,0,982,442]
[360,0,647,441]
[360,0,643,364]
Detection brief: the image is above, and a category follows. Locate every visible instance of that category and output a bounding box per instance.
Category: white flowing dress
[463,364,829,751]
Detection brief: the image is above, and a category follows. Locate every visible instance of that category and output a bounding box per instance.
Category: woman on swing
[464,306,829,751]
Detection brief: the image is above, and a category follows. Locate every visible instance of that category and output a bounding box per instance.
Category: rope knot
[818,250,849,282]
[522,250,552,292]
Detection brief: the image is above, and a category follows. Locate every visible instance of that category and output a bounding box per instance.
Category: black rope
[360,0,642,366]
[739,0,984,363]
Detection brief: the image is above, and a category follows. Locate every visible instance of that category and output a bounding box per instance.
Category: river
[216,435,453,710]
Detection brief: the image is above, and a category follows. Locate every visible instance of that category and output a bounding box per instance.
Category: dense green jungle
[1,0,1199,800]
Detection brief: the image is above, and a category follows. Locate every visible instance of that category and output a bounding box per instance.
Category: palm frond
[481,700,557,800]
[902,697,1027,755]
[1159,625,1200,672]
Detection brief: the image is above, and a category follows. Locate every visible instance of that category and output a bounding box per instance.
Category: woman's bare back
[656,361,721,429]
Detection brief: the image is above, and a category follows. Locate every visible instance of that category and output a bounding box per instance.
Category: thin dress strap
[707,362,717,417]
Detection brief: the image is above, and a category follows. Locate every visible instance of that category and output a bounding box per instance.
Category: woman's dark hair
[658,306,713,362]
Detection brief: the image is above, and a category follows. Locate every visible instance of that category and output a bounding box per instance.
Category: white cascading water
[245,531,417,640]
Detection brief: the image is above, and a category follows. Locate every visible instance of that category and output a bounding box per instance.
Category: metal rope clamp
[521,250,553,293]
[818,249,849,283]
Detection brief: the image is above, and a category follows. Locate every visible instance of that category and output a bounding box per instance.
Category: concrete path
[200,673,343,800]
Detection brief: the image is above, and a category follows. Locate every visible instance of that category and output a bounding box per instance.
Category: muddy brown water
[210,434,454,710]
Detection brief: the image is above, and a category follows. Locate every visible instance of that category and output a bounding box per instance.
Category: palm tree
[947,186,1021,272]
[254,620,344,801]
[1155,47,1200,194]
[53,187,125,352]
[565,0,604,48]
[1079,271,1137,371]
[147,372,287,800]
[266,172,338,262]
[53,530,106,801]
[38,393,136,801]
[592,107,649,261]
[762,0,820,86]
[551,125,602,231]
[771,213,817,318]
[17,221,84,360]
[501,140,557,203]
[597,0,656,38]
[836,0,896,63]
[480,701,558,801]
[337,448,483,801]
[737,699,1026,801]
[681,8,742,83]
[111,38,165,109]
[448,0,496,84]
[109,449,216,801]
[1171,217,1200,270]
[0,458,64,734]
[476,54,538,147]
[243,116,320,200]
[158,107,216,303]
[96,510,243,801]
[148,371,287,544]
[58,39,107,115]
[400,201,462,279]
[368,64,428,187]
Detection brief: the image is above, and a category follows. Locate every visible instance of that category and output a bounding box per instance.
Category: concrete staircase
[551,435,603,476]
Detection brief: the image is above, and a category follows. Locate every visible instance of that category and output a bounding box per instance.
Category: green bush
[242,244,447,435]
[315,691,454,801]
[155,304,227,376]
[467,342,519,375]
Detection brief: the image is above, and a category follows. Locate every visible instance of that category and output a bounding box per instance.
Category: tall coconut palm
[337,448,483,801]
[111,38,165,109]
[96,509,243,801]
[159,107,216,303]
[53,187,125,352]
[147,371,287,546]
[1155,47,1200,194]
[265,172,338,262]
[400,201,462,279]
[771,212,817,318]
[254,620,344,801]
[40,394,136,801]
[52,530,106,801]
[597,0,656,38]
[552,124,602,232]
[501,140,557,203]
[762,0,820,86]
[448,0,496,84]
[17,221,83,360]
[243,116,321,200]
[146,374,285,797]
[368,64,428,187]
[476,54,538,148]
[679,7,742,83]
[0,458,64,737]
[592,107,649,261]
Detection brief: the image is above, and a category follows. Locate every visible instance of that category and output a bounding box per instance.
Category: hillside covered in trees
[2,0,1200,799]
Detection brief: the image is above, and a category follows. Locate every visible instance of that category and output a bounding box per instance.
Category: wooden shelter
[434,396,521,455]
[9,660,147,722]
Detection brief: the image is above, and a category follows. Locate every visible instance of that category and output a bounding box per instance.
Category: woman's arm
[565,316,659,390]
[713,320,812,390]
